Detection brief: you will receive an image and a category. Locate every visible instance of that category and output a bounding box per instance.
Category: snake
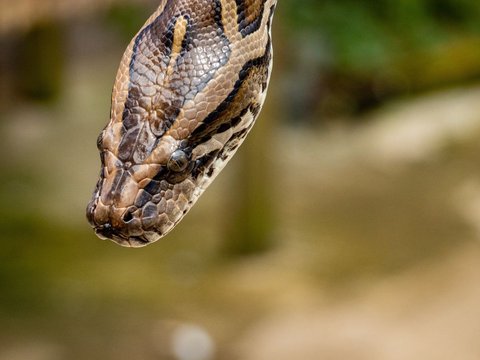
[86,0,277,247]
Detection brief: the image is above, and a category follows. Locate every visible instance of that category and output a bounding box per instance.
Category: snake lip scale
[86,0,277,247]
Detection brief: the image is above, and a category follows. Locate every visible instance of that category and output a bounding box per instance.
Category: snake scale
[86,0,277,247]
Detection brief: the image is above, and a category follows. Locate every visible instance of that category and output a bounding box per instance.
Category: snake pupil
[167,149,189,172]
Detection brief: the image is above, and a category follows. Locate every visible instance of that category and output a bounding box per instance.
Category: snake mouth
[94,224,150,248]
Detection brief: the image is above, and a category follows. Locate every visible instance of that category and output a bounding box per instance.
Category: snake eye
[167,150,189,172]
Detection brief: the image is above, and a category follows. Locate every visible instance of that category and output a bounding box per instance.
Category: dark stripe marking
[235,0,266,37]
[214,0,225,32]
[192,149,221,178]
[188,35,272,148]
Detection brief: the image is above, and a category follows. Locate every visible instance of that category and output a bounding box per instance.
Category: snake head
[86,0,276,247]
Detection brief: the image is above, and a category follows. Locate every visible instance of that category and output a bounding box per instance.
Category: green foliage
[105,3,151,41]
[277,0,480,120]
[17,22,65,102]
[284,0,480,73]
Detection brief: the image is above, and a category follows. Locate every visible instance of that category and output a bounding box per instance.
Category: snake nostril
[122,208,135,223]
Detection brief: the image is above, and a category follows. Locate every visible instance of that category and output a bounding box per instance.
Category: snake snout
[87,188,170,247]
[88,205,148,247]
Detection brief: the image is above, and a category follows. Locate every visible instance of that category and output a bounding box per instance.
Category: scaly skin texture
[86,0,277,247]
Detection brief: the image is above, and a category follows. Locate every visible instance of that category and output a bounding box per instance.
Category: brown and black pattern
[87,0,277,247]
[235,0,267,36]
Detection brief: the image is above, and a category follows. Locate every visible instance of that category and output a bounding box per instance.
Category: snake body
[86,0,277,247]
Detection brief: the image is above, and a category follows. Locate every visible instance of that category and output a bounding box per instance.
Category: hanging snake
[86,0,277,247]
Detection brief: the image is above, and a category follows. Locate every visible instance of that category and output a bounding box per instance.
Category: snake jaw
[94,223,152,248]
[95,229,152,248]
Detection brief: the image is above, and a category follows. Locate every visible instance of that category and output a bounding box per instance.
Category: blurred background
[1,0,480,359]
